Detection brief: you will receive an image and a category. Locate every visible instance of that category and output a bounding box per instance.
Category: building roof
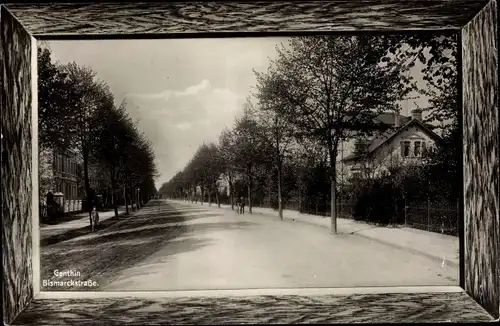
[373,112,411,126]
[342,117,442,163]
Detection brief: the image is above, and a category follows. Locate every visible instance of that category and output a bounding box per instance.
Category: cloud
[180,79,210,96]
[127,79,211,101]
[125,79,246,186]
[176,122,192,131]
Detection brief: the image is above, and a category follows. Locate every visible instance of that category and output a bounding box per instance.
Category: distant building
[39,148,100,213]
[341,109,442,180]
[39,148,82,200]
[52,151,82,200]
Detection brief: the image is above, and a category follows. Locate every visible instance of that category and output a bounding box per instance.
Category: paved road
[95,199,458,291]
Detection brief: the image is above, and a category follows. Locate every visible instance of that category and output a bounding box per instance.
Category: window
[422,141,427,155]
[352,171,362,179]
[414,141,421,157]
[401,141,411,157]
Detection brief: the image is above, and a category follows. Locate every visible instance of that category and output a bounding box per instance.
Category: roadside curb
[349,231,459,268]
[276,211,459,269]
[190,201,459,269]
[274,212,459,269]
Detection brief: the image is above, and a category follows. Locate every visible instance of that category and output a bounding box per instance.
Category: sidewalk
[179,200,459,267]
[40,206,126,240]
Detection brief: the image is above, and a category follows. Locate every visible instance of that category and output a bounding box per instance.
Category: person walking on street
[86,189,99,229]
[240,196,245,214]
[235,197,240,214]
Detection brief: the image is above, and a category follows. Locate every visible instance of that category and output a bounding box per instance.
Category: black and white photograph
[1,1,498,325]
[38,33,461,292]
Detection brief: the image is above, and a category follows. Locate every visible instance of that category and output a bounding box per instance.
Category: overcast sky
[47,37,429,189]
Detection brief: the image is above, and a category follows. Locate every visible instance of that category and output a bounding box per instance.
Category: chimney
[411,108,422,121]
[394,113,401,127]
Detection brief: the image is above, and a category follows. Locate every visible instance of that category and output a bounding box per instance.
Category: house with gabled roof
[341,108,443,180]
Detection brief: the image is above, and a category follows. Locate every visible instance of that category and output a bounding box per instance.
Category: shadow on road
[41,213,86,226]
[40,201,256,291]
[40,205,216,247]
[41,215,128,247]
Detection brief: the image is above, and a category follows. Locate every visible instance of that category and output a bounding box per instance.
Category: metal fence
[39,199,83,219]
[203,193,459,237]
[63,199,83,213]
[336,198,459,236]
[279,198,459,236]
[404,198,459,236]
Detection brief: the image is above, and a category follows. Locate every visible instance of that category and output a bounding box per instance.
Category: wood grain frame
[1,1,498,324]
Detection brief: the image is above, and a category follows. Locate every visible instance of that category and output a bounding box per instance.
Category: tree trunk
[277,159,283,220]
[208,189,212,207]
[128,183,135,211]
[83,148,92,229]
[83,150,91,196]
[267,175,272,208]
[130,190,135,211]
[229,175,234,210]
[123,186,130,215]
[329,147,338,235]
[298,178,302,213]
[200,187,204,205]
[216,187,220,208]
[110,170,119,218]
[247,174,252,214]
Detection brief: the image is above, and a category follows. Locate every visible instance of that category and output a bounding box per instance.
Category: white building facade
[342,109,442,180]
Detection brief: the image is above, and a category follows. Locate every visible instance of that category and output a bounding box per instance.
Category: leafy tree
[185,144,211,204]
[185,143,223,206]
[253,75,297,220]
[388,34,460,202]
[387,34,458,131]
[94,100,135,217]
[255,35,410,234]
[38,47,74,151]
[218,128,238,210]
[122,129,158,211]
[204,143,224,207]
[38,47,158,224]
[58,62,115,200]
[231,101,272,214]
